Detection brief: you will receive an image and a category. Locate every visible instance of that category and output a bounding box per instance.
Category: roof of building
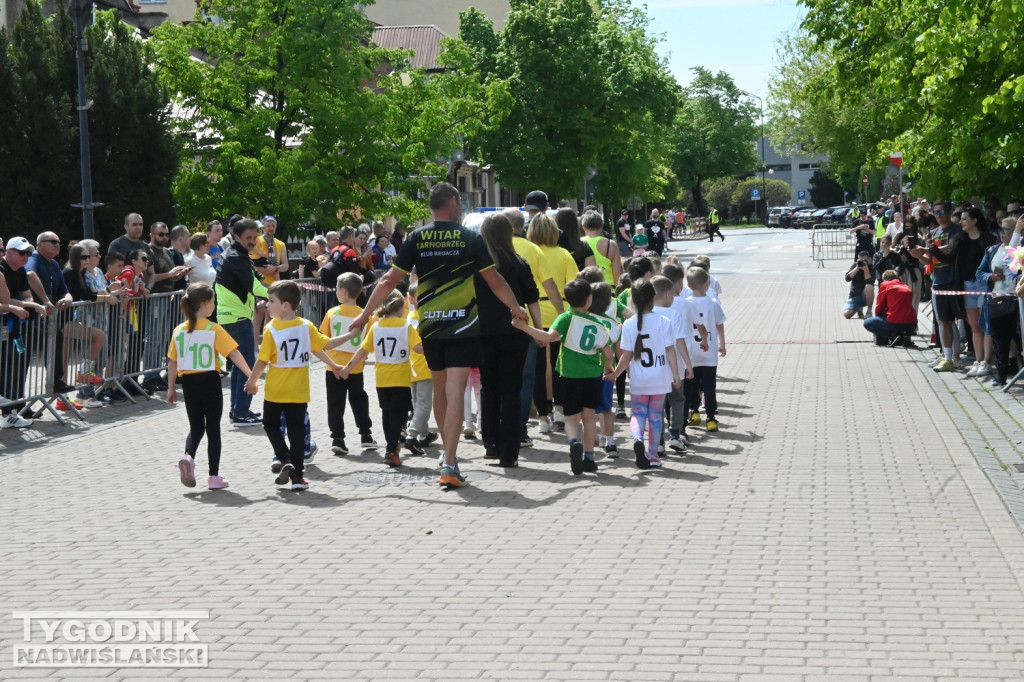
[371,25,449,72]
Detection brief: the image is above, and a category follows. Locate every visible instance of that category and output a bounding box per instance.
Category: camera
[857,259,867,267]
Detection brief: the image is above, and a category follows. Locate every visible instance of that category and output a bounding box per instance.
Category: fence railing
[810,225,855,267]
[1,290,185,425]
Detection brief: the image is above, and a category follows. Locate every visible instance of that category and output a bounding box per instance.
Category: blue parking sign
[751,188,761,200]
[798,190,806,200]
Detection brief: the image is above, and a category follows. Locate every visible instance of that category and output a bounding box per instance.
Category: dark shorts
[595,379,614,415]
[561,376,604,416]
[421,336,483,372]
[933,285,965,323]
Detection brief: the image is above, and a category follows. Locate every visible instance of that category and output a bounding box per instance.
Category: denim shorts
[963,280,987,310]
[844,293,867,312]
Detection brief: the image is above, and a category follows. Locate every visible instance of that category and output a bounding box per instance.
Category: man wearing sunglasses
[1,237,50,428]
[107,214,156,395]
[26,232,75,397]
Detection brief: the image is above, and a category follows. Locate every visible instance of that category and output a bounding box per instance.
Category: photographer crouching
[843,251,875,319]
[863,270,918,347]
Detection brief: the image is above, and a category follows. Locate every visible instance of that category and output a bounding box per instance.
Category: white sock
[943,347,953,361]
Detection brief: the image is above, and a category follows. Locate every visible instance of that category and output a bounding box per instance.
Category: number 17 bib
[269,323,312,368]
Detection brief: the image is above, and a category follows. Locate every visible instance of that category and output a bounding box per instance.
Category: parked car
[791,208,816,229]
[829,206,852,224]
[767,206,795,227]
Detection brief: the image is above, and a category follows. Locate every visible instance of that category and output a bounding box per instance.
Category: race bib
[373,323,410,365]
[330,314,362,350]
[174,329,217,371]
[269,324,312,368]
[563,316,609,355]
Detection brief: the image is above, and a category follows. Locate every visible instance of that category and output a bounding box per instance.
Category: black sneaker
[275,463,294,485]
[520,435,534,448]
[331,439,349,455]
[403,438,425,456]
[634,440,651,470]
[581,458,598,473]
[615,408,628,420]
[482,446,500,460]
[418,432,440,447]
[361,434,379,449]
[605,443,618,457]
[569,441,584,476]
[232,415,262,427]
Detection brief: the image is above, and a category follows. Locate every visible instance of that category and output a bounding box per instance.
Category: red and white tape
[932,289,1017,297]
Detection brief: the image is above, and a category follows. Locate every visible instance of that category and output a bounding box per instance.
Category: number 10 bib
[175,328,216,371]
[269,323,312,368]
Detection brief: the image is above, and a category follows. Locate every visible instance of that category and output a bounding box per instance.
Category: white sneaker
[82,398,105,409]
[552,411,565,427]
[668,437,687,452]
[928,356,943,368]
[965,361,981,377]
[538,420,551,434]
[973,361,990,377]
[463,423,476,439]
[1,413,33,429]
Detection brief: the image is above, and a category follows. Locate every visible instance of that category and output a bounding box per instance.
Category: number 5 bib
[374,322,410,364]
[174,324,217,371]
[269,323,312,368]
[563,316,609,355]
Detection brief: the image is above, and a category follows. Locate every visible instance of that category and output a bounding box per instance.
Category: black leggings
[180,371,223,476]
[263,401,307,481]
[616,369,627,408]
[480,332,529,463]
[377,386,412,454]
[532,338,562,416]
[990,311,1022,382]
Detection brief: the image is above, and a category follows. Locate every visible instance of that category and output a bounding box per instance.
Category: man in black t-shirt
[616,209,633,257]
[1,237,49,427]
[350,183,527,488]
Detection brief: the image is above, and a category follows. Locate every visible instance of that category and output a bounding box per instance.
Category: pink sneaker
[207,475,229,490]
[178,454,196,488]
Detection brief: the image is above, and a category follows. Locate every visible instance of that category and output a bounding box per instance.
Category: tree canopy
[670,67,759,215]
[770,0,1024,200]
[151,0,510,233]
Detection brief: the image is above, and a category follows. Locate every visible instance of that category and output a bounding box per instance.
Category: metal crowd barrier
[1004,297,1024,393]
[0,290,185,425]
[810,224,854,267]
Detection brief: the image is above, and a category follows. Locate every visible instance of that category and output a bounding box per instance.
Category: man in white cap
[1,237,50,428]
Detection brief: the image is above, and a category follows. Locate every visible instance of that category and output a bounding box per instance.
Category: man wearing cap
[1,238,49,428]
[523,189,548,224]
[616,209,633,257]
[26,232,75,396]
[252,216,289,285]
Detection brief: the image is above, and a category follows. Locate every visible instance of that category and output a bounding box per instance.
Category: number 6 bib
[269,323,312,368]
[174,327,217,371]
[563,316,609,355]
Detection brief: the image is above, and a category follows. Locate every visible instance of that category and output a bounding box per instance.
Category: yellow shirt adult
[252,235,287,284]
[537,245,578,327]
[320,303,374,374]
[360,317,422,388]
[167,318,238,375]
[257,317,330,403]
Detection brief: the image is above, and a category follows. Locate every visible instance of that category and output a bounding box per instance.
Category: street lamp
[738,90,766,224]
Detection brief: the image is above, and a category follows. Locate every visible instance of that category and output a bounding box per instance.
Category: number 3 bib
[374,322,410,364]
[269,323,312,368]
[175,325,217,371]
[563,316,609,355]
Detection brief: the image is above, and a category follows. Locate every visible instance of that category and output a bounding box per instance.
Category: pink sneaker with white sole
[178,454,196,488]
[207,475,229,490]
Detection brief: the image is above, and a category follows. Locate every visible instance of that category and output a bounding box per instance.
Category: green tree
[152,0,507,232]
[670,67,759,216]
[731,177,791,219]
[808,169,844,208]
[704,177,739,218]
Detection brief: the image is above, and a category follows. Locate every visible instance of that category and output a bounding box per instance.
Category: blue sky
[633,0,806,100]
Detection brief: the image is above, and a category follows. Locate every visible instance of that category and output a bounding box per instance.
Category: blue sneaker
[439,464,466,488]
[304,440,318,464]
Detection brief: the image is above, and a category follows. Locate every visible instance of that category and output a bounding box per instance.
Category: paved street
[4,227,1024,680]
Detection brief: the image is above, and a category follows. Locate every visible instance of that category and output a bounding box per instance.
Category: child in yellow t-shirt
[340,291,422,468]
[404,281,436,456]
[167,283,253,490]
[319,272,377,456]
[244,281,345,491]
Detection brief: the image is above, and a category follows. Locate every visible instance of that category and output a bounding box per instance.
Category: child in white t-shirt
[690,254,722,300]
[651,276,697,454]
[607,281,688,469]
[684,266,727,432]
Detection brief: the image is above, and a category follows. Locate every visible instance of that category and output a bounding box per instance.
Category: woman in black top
[555,207,597,271]
[476,212,541,467]
[62,244,114,387]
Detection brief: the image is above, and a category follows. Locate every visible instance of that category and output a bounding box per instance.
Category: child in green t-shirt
[513,279,613,476]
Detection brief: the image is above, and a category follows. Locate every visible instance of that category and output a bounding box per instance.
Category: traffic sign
[862,174,869,186]
[889,151,903,167]
[751,188,761,200]
[797,190,806,200]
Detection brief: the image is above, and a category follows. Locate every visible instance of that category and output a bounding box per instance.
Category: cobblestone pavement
[3,229,1024,680]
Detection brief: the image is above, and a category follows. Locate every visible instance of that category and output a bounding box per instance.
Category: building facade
[759,137,830,206]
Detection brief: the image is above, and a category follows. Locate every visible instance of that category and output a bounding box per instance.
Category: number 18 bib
[269,323,312,368]
[329,314,362,350]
